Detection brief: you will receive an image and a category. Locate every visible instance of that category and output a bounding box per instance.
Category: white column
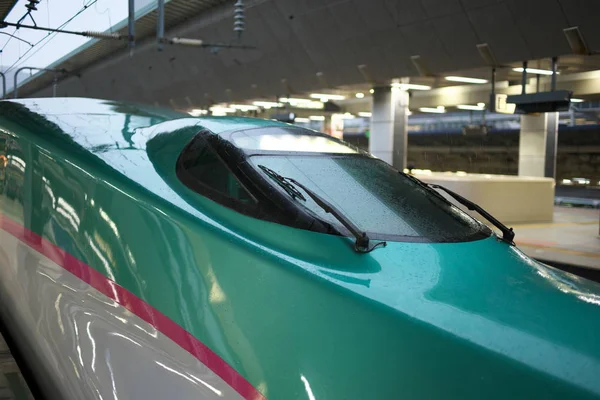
[518,112,558,178]
[369,86,409,169]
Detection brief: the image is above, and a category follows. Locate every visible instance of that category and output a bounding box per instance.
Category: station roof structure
[8,0,228,99]
[6,0,600,111]
[0,0,18,21]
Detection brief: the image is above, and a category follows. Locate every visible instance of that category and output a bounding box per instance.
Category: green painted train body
[0,98,600,399]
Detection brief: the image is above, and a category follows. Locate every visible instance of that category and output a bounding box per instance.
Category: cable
[1,0,41,52]
[5,0,99,74]
[1,10,31,53]
[0,32,34,47]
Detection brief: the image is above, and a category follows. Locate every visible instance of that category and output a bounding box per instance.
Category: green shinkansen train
[1,98,600,399]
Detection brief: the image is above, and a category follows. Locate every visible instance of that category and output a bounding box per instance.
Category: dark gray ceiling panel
[352,0,397,31]
[239,7,279,55]
[304,7,340,42]
[458,0,502,10]
[420,0,463,18]
[345,33,395,80]
[255,2,294,44]
[384,0,427,26]
[289,14,336,67]
[305,0,350,10]
[506,0,570,59]
[467,2,532,64]
[400,21,454,72]
[367,28,414,78]
[433,13,483,70]
[379,39,416,78]
[328,1,364,41]
[273,0,309,20]
[558,0,600,52]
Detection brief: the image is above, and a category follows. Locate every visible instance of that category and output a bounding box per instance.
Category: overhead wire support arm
[0,72,5,99]
[156,0,165,51]
[13,67,68,98]
[159,36,255,49]
[155,0,255,51]
[0,21,123,40]
[128,0,135,54]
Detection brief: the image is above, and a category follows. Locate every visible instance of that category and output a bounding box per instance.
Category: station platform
[514,206,600,271]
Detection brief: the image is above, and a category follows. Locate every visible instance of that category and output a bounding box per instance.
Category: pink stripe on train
[0,213,266,400]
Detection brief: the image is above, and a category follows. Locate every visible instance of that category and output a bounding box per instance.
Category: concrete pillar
[518,112,558,178]
[323,115,332,136]
[369,86,409,169]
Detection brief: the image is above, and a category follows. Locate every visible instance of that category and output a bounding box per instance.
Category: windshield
[249,154,488,242]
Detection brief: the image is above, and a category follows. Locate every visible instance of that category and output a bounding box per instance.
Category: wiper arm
[428,183,515,245]
[258,165,386,253]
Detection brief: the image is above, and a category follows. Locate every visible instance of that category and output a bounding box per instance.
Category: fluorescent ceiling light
[358,112,372,117]
[419,106,445,113]
[253,101,283,108]
[310,93,346,101]
[563,27,590,55]
[512,67,559,76]
[279,97,312,103]
[445,76,488,84]
[369,89,374,94]
[457,104,486,111]
[298,102,325,109]
[391,83,431,91]
[231,104,259,111]
[209,106,235,113]
[309,115,325,121]
[294,117,310,123]
[189,109,208,116]
[570,98,584,102]
[279,98,324,109]
[355,93,365,98]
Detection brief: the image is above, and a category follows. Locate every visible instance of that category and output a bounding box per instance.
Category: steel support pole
[521,61,527,95]
[489,67,496,112]
[13,67,66,98]
[128,0,135,54]
[157,0,165,51]
[0,73,5,99]
[551,56,558,91]
[52,74,57,97]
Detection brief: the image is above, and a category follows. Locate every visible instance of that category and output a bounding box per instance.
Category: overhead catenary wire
[1,4,36,53]
[1,22,122,39]
[4,0,99,74]
[1,0,45,54]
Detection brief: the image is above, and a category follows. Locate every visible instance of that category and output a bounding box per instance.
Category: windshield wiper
[428,183,515,245]
[258,165,386,253]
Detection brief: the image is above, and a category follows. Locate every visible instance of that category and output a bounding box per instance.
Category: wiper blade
[428,183,515,245]
[258,164,306,201]
[258,165,386,253]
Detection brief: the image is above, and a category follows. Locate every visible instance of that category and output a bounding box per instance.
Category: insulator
[84,31,122,40]
[170,37,204,46]
[233,0,245,33]
[25,0,40,11]
[234,21,245,32]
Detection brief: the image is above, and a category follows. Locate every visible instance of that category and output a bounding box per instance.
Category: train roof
[0,97,290,150]
[0,97,307,221]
